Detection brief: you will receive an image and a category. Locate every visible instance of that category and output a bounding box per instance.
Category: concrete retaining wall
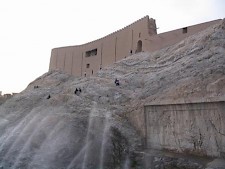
[144,102,225,157]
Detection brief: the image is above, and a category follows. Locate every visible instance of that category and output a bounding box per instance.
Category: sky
[0,0,224,94]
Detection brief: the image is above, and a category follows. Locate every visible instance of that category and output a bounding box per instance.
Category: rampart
[146,19,220,51]
[49,16,221,77]
[49,16,157,77]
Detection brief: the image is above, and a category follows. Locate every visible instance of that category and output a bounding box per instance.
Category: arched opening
[136,40,142,53]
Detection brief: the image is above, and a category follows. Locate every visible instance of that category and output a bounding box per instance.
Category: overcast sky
[0,0,224,94]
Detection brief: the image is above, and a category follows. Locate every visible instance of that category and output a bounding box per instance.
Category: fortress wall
[72,46,83,76]
[49,49,58,70]
[146,19,221,52]
[49,17,220,77]
[82,42,102,76]
[101,36,116,67]
[57,49,66,71]
[49,16,156,77]
[64,47,73,75]
[113,27,131,61]
[148,18,157,35]
[143,102,225,157]
[125,16,156,54]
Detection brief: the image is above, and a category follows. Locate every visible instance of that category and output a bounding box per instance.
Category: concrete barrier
[144,101,225,157]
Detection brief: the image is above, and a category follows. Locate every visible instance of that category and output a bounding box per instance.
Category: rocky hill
[0,19,225,169]
[0,94,13,105]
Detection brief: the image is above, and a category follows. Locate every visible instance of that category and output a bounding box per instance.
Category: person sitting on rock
[115,78,120,86]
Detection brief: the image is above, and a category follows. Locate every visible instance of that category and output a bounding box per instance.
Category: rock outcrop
[0,19,225,169]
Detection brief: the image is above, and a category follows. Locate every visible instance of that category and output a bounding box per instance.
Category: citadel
[49,16,220,76]
[0,16,225,168]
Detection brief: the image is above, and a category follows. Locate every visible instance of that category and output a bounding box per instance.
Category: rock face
[0,95,13,105]
[0,83,141,169]
[0,19,225,169]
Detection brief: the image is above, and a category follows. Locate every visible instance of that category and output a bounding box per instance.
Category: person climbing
[74,88,78,94]
[34,85,39,89]
[46,94,51,99]
[115,78,120,86]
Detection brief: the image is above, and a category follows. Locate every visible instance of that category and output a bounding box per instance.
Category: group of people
[43,78,119,100]
[45,88,82,100]
[34,85,39,89]
[74,88,82,95]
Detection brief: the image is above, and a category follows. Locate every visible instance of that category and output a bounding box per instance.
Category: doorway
[136,40,142,53]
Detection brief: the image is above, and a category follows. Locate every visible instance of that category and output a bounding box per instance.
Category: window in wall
[86,64,90,68]
[139,32,141,38]
[182,27,188,33]
[86,48,97,57]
